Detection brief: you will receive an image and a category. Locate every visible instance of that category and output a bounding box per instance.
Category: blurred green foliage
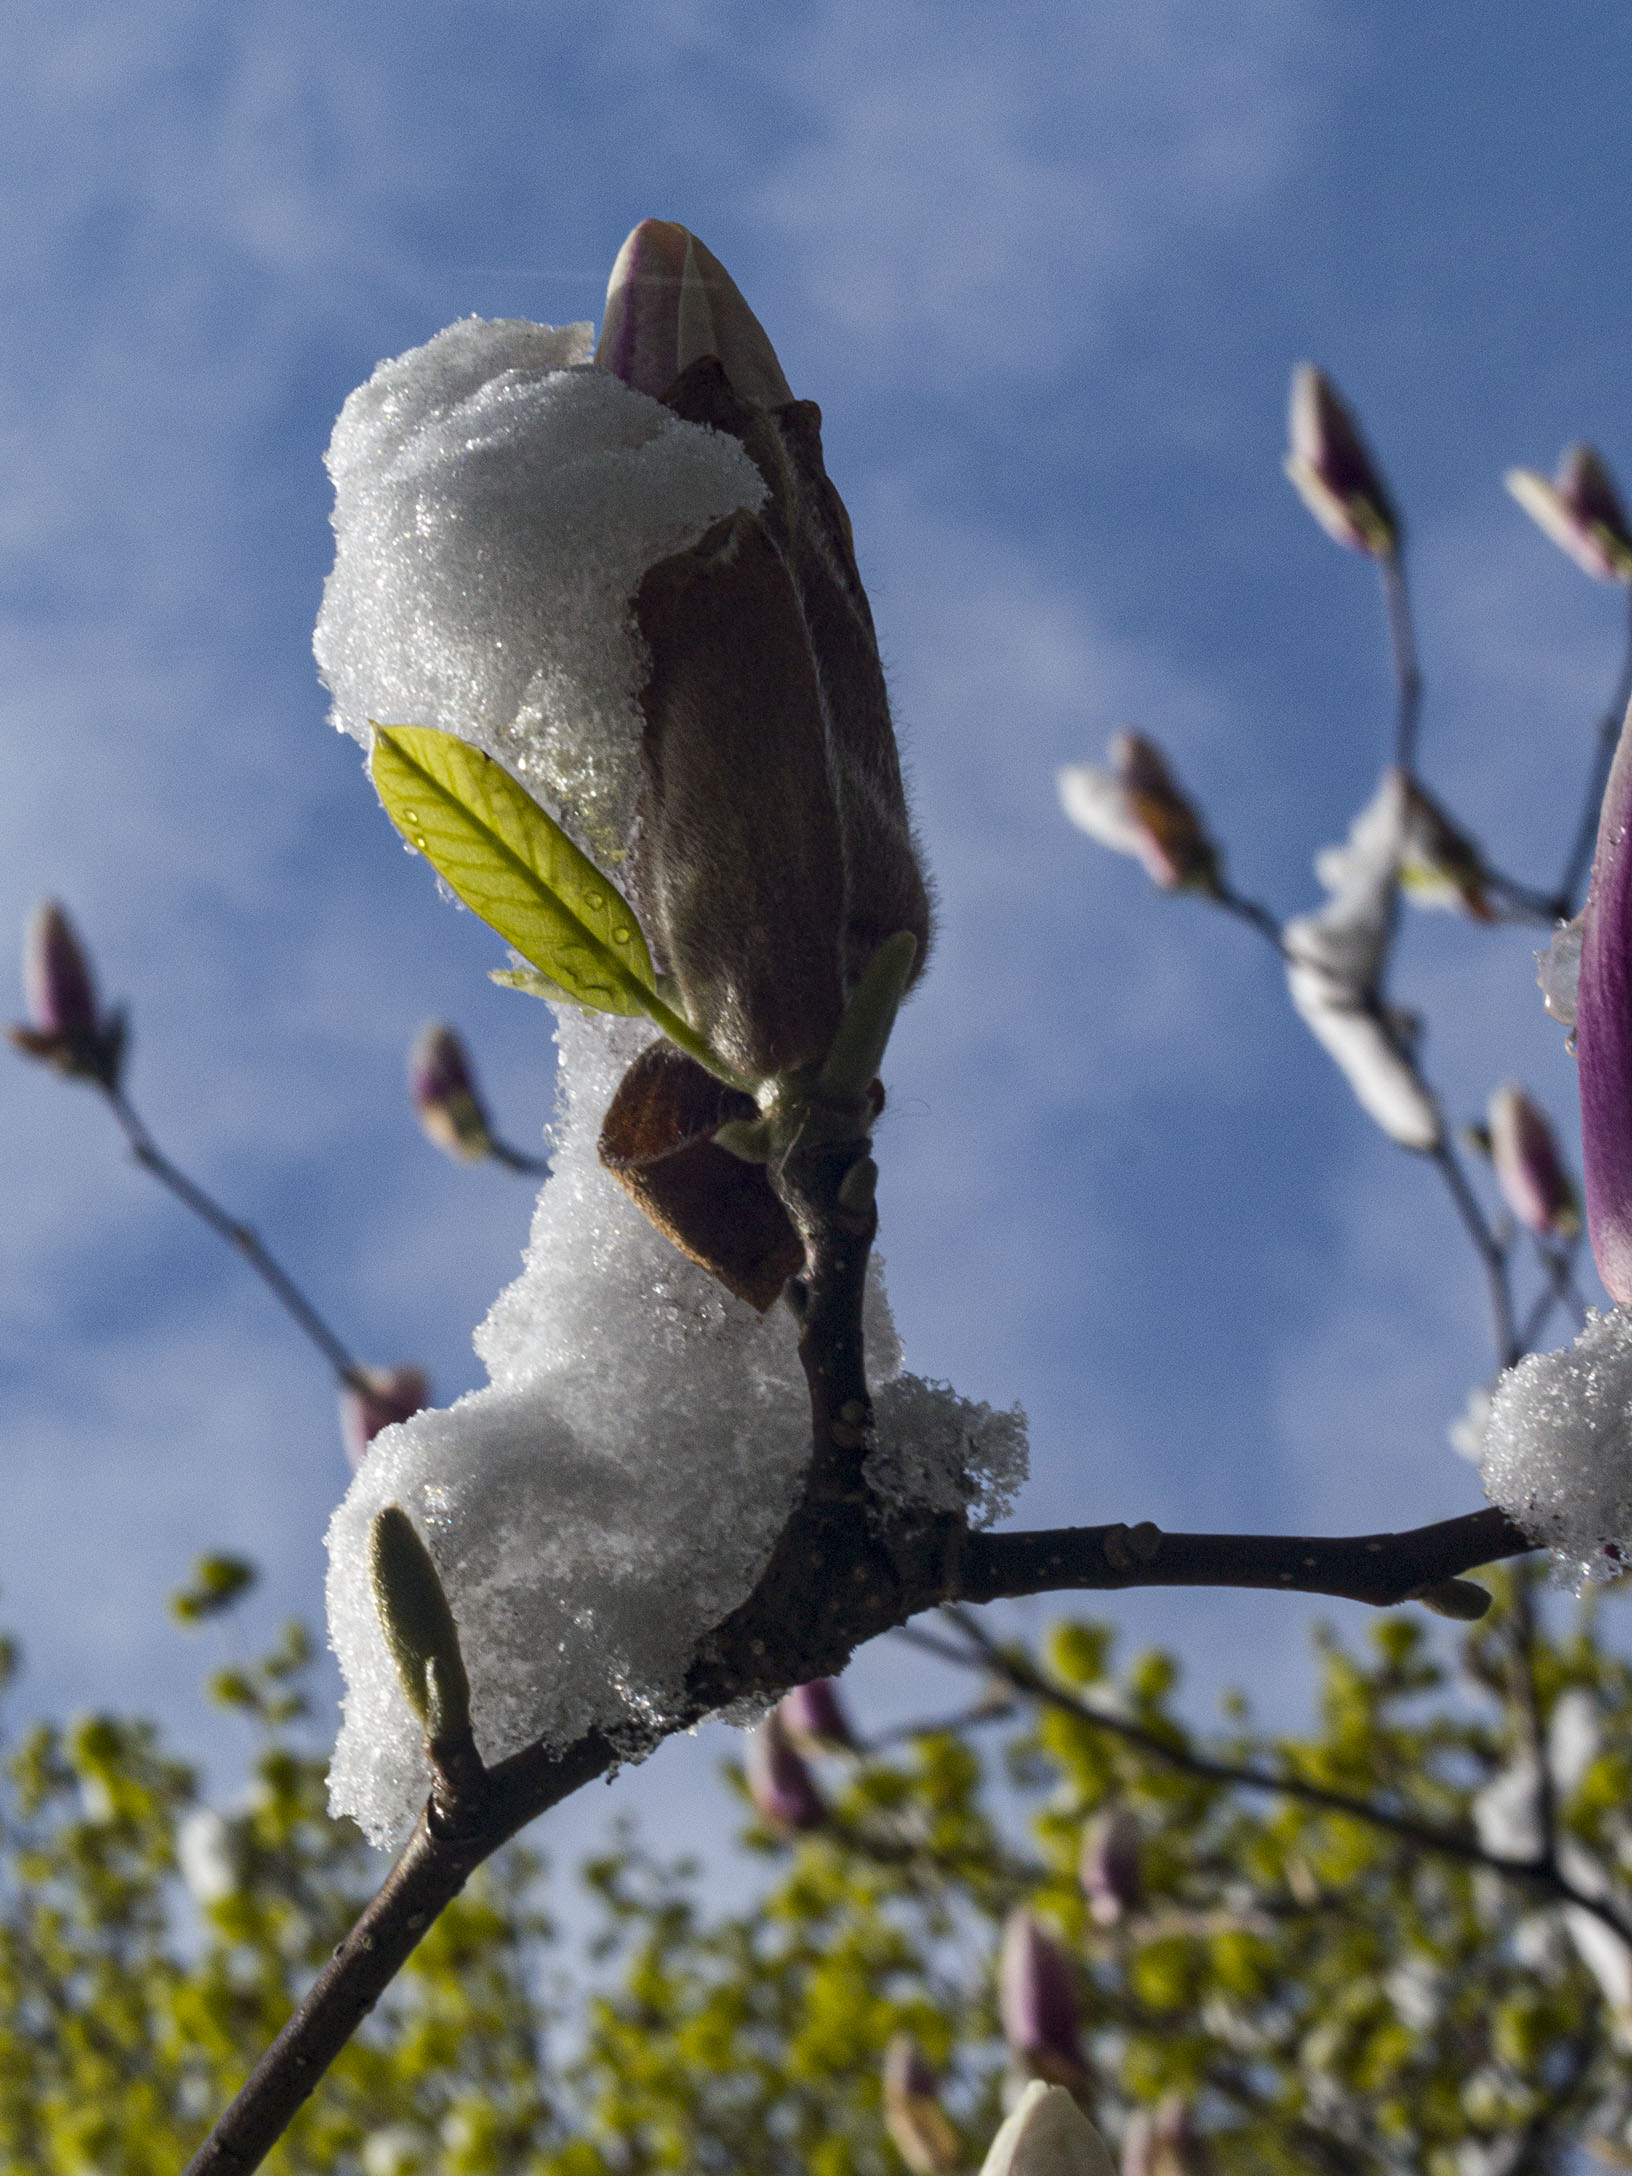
[3,1568,1632,2172]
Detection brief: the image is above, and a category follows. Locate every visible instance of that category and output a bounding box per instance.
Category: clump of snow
[327,1011,1027,1846]
[1284,769,1442,1152]
[1481,1306,1632,1583]
[868,1375,1028,1527]
[313,317,766,858]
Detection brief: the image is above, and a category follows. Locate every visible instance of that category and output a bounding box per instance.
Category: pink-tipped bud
[1577,708,1632,1300]
[746,1707,825,1833]
[339,1365,430,1471]
[1079,1808,1142,1927]
[1506,444,1632,585]
[1283,365,1399,558]
[596,219,794,409]
[8,899,125,1088]
[883,2034,962,2176]
[1059,733,1220,894]
[408,1022,495,1163]
[778,1677,858,1754]
[998,1909,1087,2089]
[1487,1085,1580,1239]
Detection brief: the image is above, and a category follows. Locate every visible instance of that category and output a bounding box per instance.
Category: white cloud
[750,0,1326,378]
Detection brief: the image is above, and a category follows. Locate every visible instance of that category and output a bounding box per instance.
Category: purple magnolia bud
[340,1365,430,1471]
[1079,1808,1142,1926]
[1399,780,1493,922]
[998,1909,1087,2089]
[8,899,125,1088]
[25,900,97,1036]
[408,1022,495,1162]
[1488,1085,1580,1239]
[746,1708,825,1833]
[1059,734,1220,895]
[1576,712,1632,1300]
[883,2034,961,2176]
[778,1677,858,1755]
[1283,365,1399,558]
[596,218,794,408]
[1506,444,1632,584]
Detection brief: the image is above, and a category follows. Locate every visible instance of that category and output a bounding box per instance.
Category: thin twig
[102,1085,369,1392]
[1556,581,1632,918]
[1210,884,1288,957]
[1428,1134,1519,1366]
[939,1607,1632,1947]
[1380,551,1423,774]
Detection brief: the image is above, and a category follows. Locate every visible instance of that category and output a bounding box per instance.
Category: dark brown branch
[183,1117,1545,2172]
[955,1504,1532,1609]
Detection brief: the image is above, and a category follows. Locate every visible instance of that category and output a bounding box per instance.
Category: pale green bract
[369,726,658,1017]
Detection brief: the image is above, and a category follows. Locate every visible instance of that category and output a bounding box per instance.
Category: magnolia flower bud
[883,2034,962,2176]
[1079,1808,1141,1926]
[407,1022,495,1163]
[779,1677,858,1755]
[746,1707,825,1832]
[1399,780,1493,921]
[978,2082,1114,2176]
[8,900,126,1089]
[340,1365,431,1471]
[999,1909,1087,2089]
[1506,444,1632,584]
[592,222,931,1290]
[1487,1084,1580,1238]
[1059,733,1220,894]
[1283,365,1399,558]
[596,217,794,409]
[1576,706,1632,1300]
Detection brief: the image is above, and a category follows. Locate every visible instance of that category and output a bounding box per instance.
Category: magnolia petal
[1578,706,1632,1299]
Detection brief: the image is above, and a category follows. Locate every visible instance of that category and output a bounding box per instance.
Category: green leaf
[371,726,657,1016]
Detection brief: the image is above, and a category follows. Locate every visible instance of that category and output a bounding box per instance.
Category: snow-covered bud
[978,2082,1114,2176]
[1122,2100,1210,2176]
[596,217,794,409]
[883,2034,961,2176]
[340,1366,431,1471]
[746,1707,826,1833]
[1576,706,1632,1300]
[1283,365,1399,558]
[999,1909,1087,2089]
[1079,1808,1141,1926]
[1487,1085,1580,1239]
[1399,780,1493,921]
[8,900,125,1088]
[1059,733,1220,894]
[779,1677,858,1755]
[408,1022,495,1163]
[1506,444,1632,584]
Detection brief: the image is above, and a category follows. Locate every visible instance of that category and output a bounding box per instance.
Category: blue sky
[2,1,1629,1860]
